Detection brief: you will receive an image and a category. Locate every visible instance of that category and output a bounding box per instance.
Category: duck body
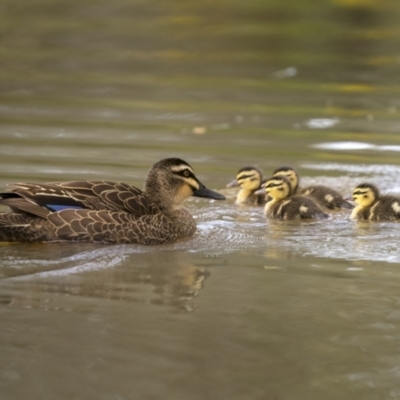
[227,166,266,205]
[351,183,400,221]
[260,176,328,220]
[272,166,353,210]
[0,158,225,244]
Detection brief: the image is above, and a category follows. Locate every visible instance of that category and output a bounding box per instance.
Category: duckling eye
[183,170,190,177]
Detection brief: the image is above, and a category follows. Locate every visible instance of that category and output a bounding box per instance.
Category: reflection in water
[1,246,210,312]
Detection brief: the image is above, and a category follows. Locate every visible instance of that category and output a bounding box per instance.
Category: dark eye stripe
[266,183,281,189]
[174,169,194,178]
[238,174,256,180]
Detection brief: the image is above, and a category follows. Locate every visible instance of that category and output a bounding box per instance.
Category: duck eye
[183,170,190,177]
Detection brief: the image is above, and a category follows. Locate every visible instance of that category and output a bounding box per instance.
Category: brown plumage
[258,176,328,220]
[0,158,225,244]
[351,183,400,221]
[272,166,353,210]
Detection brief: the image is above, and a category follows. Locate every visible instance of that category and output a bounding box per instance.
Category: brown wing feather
[0,198,51,218]
[47,209,181,244]
[4,180,155,215]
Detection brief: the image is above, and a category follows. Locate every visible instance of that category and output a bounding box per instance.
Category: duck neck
[264,198,278,215]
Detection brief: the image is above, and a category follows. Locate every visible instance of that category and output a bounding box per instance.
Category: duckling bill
[0,158,225,244]
[351,183,400,221]
[256,175,328,220]
[227,166,266,205]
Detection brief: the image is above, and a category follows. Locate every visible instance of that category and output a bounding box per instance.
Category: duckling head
[263,175,292,201]
[145,158,225,209]
[272,166,299,193]
[352,183,379,208]
[226,166,262,191]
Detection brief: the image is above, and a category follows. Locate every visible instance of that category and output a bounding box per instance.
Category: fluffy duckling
[351,183,400,221]
[272,166,353,210]
[257,175,328,220]
[226,166,266,205]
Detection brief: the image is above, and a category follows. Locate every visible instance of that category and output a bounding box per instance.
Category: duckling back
[266,195,328,220]
[263,176,328,220]
[301,185,354,210]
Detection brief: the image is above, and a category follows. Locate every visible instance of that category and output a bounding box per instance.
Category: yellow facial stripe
[353,190,369,196]
[185,177,199,190]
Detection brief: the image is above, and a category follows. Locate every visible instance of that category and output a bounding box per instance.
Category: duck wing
[58,181,160,216]
[45,209,181,244]
[0,181,160,218]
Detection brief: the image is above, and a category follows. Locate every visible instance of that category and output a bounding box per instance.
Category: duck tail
[0,213,47,243]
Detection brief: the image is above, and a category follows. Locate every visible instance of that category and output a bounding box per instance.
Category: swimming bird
[350,183,400,221]
[226,166,266,205]
[272,166,353,210]
[0,158,226,244]
[257,175,328,220]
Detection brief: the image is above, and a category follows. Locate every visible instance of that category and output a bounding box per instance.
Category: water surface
[2,0,400,399]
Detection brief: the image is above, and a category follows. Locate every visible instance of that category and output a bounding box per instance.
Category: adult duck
[0,158,225,244]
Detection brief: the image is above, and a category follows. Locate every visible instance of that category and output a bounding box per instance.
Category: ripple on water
[1,198,400,283]
[264,214,400,264]
[173,206,267,255]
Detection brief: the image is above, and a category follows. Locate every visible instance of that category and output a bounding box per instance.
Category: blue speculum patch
[47,205,84,212]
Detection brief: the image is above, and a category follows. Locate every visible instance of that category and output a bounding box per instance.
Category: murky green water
[2,0,400,399]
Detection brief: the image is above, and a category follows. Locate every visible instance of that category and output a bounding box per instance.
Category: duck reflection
[0,245,210,312]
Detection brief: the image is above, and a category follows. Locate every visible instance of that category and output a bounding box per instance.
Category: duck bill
[343,194,354,201]
[254,188,266,196]
[193,183,226,200]
[226,179,239,188]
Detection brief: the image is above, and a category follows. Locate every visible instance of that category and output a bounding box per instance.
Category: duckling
[0,158,226,244]
[351,183,400,221]
[257,175,328,220]
[226,166,266,205]
[272,166,353,210]
[272,166,300,192]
